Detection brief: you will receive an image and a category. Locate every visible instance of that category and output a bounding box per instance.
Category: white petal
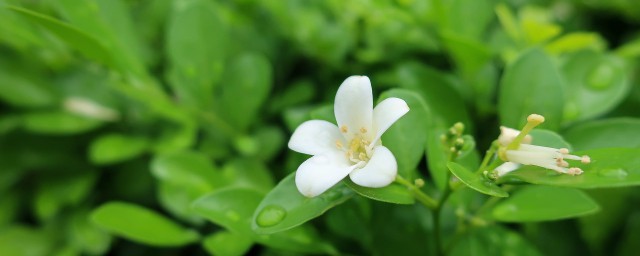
[494,162,521,177]
[498,126,532,147]
[334,76,373,141]
[295,151,356,197]
[288,120,345,155]
[372,97,409,144]
[349,145,397,187]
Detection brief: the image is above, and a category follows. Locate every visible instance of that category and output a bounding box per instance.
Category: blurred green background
[1,0,640,255]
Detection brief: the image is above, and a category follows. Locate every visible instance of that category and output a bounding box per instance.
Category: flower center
[336,126,373,165]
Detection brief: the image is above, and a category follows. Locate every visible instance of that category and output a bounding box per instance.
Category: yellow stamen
[340,125,348,133]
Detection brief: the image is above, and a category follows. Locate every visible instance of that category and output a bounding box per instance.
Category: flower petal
[349,145,397,188]
[494,162,521,177]
[288,120,345,155]
[295,151,356,197]
[334,76,373,140]
[372,97,409,144]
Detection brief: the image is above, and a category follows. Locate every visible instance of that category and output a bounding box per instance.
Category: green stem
[476,140,499,175]
[434,150,458,256]
[395,176,438,210]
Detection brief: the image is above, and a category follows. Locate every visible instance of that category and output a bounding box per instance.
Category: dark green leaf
[202,231,253,256]
[502,148,640,188]
[344,179,414,205]
[23,111,103,135]
[252,172,353,234]
[91,202,200,246]
[499,48,564,130]
[378,89,429,178]
[89,134,149,165]
[561,50,630,123]
[563,118,640,150]
[448,162,508,197]
[492,186,599,222]
[450,226,542,256]
[151,150,226,194]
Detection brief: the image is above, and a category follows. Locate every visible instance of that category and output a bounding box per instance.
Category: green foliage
[1,0,640,255]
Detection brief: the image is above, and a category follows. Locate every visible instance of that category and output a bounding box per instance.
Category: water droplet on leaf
[256,205,286,227]
[598,168,628,179]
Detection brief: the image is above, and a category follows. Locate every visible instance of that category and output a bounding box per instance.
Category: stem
[395,176,438,210]
[475,140,499,175]
[434,150,458,256]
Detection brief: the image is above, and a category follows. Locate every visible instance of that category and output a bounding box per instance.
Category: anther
[340,125,348,133]
[360,127,367,133]
[568,167,583,175]
[336,141,343,149]
[581,156,591,164]
[559,148,569,154]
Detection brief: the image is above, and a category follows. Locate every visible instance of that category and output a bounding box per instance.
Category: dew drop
[587,63,615,90]
[598,168,628,179]
[256,205,287,227]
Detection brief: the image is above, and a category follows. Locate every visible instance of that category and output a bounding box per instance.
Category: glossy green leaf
[344,179,414,205]
[378,89,428,178]
[221,159,275,194]
[499,48,564,130]
[203,231,253,256]
[252,126,285,161]
[492,186,599,222]
[309,104,336,124]
[192,187,337,254]
[450,226,542,256]
[561,51,630,123]
[529,129,572,150]
[502,148,640,188]
[68,209,112,255]
[448,162,508,197]
[89,134,149,165]
[8,6,113,67]
[157,181,205,225]
[563,118,640,150]
[23,111,103,135]
[546,33,605,55]
[151,151,226,194]
[91,202,200,246]
[166,0,225,108]
[53,0,147,75]
[252,172,353,234]
[218,53,272,131]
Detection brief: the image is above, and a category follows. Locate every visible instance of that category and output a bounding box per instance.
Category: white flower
[288,76,410,197]
[493,115,591,178]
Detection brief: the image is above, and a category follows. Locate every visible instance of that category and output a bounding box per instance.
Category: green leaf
[309,104,336,124]
[8,6,113,68]
[448,162,508,197]
[221,159,275,194]
[344,179,414,205]
[203,231,253,256]
[34,171,97,221]
[252,126,285,161]
[89,134,149,165]
[166,0,225,108]
[192,187,337,254]
[23,111,103,135]
[450,226,542,256]
[0,66,57,108]
[251,172,353,234]
[0,225,53,256]
[529,129,572,150]
[492,186,599,222]
[563,118,640,150]
[502,148,640,188]
[68,209,112,255]
[378,89,428,177]
[157,181,205,225]
[90,202,200,246]
[498,48,564,130]
[218,53,272,131]
[560,51,630,123]
[53,0,147,75]
[546,33,605,55]
[151,151,226,194]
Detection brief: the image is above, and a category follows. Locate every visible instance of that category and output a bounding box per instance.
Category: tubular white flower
[288,75,410,197]
[492,117,591,178]
[505,144,590,175]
